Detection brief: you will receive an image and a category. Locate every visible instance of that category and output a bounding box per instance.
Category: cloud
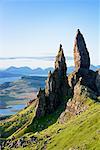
[0,56,73,61]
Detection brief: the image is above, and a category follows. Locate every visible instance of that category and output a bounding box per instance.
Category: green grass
[1,97,100,150]
[10,100,99,150]
[46,103,100,150]
[26,96,71,134]
[0,100,36,139]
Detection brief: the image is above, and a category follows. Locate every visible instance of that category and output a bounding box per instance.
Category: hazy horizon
[0,56,99,70]
[0,56,74,69]
[0,0,100,67]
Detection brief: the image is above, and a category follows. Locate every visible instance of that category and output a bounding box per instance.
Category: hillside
[0,96,100,150]
[0,76,46,115]
[0,30,100,150]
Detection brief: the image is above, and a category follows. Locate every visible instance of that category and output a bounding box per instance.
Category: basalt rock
[95,69,100,95]
[45,44,70,113]
[68,30,97,94]
[35,30,99,119]
[35,88,46,118]
[68,69,97,92]
[74,29,90,71]
[35,44,70,118]
[59,78,97,123]
[55,44,67,78]
[59,30,100,124]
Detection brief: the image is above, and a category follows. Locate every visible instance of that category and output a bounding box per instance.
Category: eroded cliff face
[74,29,90,71]
[59,78,97,123]
[35,89,46,117]
[59,30,100,123]
[68,29,97,93]
[45,44,67,95]
[34,30,99,119]
[96,69,100,95]
[35,44,70,118]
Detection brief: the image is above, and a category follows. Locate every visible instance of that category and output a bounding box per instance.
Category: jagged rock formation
[74,29,90,71]
[0,29,100,150]
[68,69,97,92]
[59,78,97,123]
[68,29,97,93]
[96,69,100,95]
[59,30,100,123]
[35,30,99,119]
[45,44,70,112]
[35,88,46,117]
[35,44,70,118]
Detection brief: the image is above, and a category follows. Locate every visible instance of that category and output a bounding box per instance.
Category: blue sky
[0,0,99,68]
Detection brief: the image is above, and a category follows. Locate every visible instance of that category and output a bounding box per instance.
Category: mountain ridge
[0,65,99,78]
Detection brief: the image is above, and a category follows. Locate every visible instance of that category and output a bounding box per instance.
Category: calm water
[0,77,26,116]
[0,77,21,84]
[0,76,43,116]
[0,104,26,116]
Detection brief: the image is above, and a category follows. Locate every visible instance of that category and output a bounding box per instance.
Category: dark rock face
[59,30,100,124]
[35,45,70,118]
[35,89,46,118]
[96,69,100,95]
[59,78,97,123]
[55,44,67,78]
[68,69,97,92]
[45,44,69,113]
[35,30,99,120]
[68,30,98,94]
[74,29,90,71]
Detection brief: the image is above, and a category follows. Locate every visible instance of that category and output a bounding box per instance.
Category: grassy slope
[3,98,100,150]
[46,103,100,150]
[0,100,36,139]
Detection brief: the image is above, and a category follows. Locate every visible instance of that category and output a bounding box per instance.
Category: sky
[0,0,99,69]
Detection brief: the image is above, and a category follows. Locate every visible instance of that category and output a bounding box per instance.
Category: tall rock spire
[45,44,68,96]
[55,44,67,78]
[68,30,96,93]
[35,44,70,117]
[74,29,90,70]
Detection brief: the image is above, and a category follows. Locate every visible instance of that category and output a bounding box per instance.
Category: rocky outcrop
[35,30,99,120]
[0,30,100,150]
[35,88,46,118]
[68,69,97,92]
[54,44,67,78]
[45,45,67,96]
[74,29,90,71]
[45,44,70,113]
[59,78,97,123]
[68,30,97,93]
[59,29,99,123]
[96,69,100,95]
[35,44,70,118]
